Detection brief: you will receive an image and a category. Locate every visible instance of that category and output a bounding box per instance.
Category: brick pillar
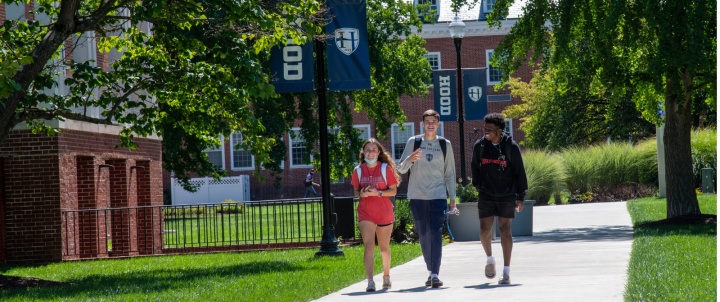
[136,160,156,254]
[107,159,138,256]
[76,156,104,258]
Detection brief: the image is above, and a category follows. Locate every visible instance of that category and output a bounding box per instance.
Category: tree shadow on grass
[0,259,303,300]
[634,224,717,237]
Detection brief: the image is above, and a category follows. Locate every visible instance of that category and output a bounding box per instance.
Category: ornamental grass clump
[561,146,597,194]
[523,150,565,205]
[691,127,717,190]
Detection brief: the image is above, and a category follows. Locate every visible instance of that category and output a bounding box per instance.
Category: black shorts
[477,194,517,219]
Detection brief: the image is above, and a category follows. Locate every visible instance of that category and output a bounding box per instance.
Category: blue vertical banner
[325,0,372,91]
[433,70,457,122]
[463,68,487,121]
[270,39,315,93]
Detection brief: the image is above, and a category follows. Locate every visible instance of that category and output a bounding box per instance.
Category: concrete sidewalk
[314,201,633,302]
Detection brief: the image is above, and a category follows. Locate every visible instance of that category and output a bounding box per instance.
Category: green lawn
[624,194,717,301]
[0,243,422,301]
[163,202,326,248]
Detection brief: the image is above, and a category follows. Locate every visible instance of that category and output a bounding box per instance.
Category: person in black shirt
[470,113,529,285]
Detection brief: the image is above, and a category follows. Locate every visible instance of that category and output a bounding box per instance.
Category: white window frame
[420,121,444,137]
[203,135,225,170]
[353,124,372,142]
[424,52,441,70]
[483,0,496,12]
[230,132,254,171]
[505,118,513,137]
[486,49,503,85]
[289,128,313,168]
[391,123,415,162]
[416,0,439,15]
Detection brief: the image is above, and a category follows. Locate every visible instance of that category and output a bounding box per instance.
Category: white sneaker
[498,273,511,284]
[382,275,392,289]
[366,280,376,292]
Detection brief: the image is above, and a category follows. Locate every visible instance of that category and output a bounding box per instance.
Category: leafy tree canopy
[488,0,716,217]
[0,0,455,191]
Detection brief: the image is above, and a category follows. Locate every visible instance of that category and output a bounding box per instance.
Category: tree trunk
[663,71,701,218]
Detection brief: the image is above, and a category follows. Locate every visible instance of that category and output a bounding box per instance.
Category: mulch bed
[0,275,70,291]
[639,214,717,227]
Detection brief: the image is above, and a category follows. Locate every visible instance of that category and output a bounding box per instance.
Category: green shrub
[456,178,478,203]
[691,127,717,189]
[391,198,418,243]
[215,200,246,214]
[164,207,214,216]
[523,150,565,205]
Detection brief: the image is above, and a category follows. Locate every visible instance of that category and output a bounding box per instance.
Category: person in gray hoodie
[470,113,528,285]
[397,109,457,288]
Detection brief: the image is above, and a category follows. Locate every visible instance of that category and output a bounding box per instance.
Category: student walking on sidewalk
[470,113,528,285]
[397,109,457,288]
[351,138,401,292]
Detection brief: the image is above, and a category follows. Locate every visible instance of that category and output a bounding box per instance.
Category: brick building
[165,0,534,201]
[0,3,163,263]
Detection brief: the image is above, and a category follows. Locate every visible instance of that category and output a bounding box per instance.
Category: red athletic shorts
[357,197,395,225]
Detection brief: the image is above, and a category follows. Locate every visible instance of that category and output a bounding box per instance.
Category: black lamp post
[314,37,344,257]
[449,15,467,185]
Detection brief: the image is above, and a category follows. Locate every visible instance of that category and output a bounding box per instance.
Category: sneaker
[366,280,376,292]
[498,273,511,284]
[425,276,431,287]
[382,275,392,289]
[431,276,443,288]
[485,260,496,279]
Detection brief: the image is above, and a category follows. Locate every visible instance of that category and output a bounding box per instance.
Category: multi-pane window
[417,0,438,14]
[392,123,415,161]
[204,137,224,169]
[505,118,513,137]
[484,0,496,12]
[420,121,444,137]
[424,52,441,70]
[231,132,253,169]
[486,49,504,84]
[290,129,311,167]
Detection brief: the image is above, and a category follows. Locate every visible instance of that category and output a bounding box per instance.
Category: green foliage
[0,0,489,192]
[391,198,418,243]
[624,195,717,301]
[0,244,423,301]
[691,128,717,189]
[522,150,564,205]
[504,66,655,150]
[456,178,478,203]
[561,142,655,194]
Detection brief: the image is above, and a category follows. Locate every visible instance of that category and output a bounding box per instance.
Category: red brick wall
[0,158,5,262]
[0,131,63,263]
[0,127,163,263]
[0,2,5,21]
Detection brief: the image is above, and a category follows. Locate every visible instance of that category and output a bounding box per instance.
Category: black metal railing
[61,198,327,258]
[61,195,410,258]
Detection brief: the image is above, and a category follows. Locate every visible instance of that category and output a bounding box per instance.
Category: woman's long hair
[358,138,402,185]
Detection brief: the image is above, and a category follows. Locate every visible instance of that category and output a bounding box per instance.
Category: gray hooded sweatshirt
[397,135,457,200]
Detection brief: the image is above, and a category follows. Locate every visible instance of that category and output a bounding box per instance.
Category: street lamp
[449,15,468,185]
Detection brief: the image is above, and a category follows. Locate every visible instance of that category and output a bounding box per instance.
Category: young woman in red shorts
[351,138,401,292]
